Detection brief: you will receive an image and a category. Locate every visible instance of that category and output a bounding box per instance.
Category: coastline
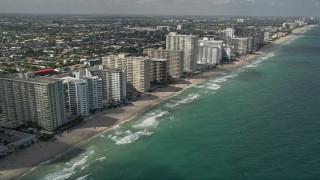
[0,25,314,180]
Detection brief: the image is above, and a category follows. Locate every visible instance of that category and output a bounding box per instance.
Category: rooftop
[167,32,199,37]
[88,67,125,73]
[150,58,167,62]
[0,73,62,84]
[33,68,55,73]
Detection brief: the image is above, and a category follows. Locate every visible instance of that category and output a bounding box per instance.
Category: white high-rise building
[223,28,235,38]
[263,32,270,43]
[223,45,234,60]
[157,26,171,31]
[166,32,198,72]
[83,76,103,110]
[66,78,90,117]
[0,74,66,131]
[73,69,103,110]
[91,68,127,102]
[198,37,224,65]
[237,18,245,23]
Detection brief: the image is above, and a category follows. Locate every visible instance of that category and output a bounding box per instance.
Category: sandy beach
[0,25,313,180]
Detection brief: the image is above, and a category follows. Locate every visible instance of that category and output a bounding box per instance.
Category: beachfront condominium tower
[65,78,90,117]
[91,68,127,102]
[198,37,224,65]
[0,73,66,131]
[74,69,104,110]
[223,28,235,38]
[166,32,198,72]
[83,76,103,110]
[150,58,168,85]
[231,37,252,55]
[143,48,183,79]
[102,54,150,94]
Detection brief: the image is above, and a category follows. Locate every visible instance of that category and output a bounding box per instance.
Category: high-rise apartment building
[102,54,150,93]
[177,25,183,30]
[73,69,103,110]
[91,68,127,102]
[223,46,234,60]
[83,76,103,110]
[231,37,252,55]
[157,26,171,31]
[198,37,224,65]
[264,32,270,43]
[0,74,66,131]
[223,28,235,38]
[150,59,167,85]
[251,30,264,52]
[66,78,90,117]
[143,48,183,79]
[234,27,262,52]
[166,32,198,72]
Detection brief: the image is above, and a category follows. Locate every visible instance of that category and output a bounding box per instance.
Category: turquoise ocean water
[23,26,320,179]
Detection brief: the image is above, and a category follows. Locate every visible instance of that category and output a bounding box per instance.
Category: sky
[0,0,320,16]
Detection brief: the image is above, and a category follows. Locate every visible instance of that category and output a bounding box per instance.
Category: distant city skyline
[0,0,320,16]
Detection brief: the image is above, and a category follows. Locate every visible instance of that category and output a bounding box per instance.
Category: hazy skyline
[0,0,320,16]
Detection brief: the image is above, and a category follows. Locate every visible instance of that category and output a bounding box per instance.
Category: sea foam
[75,174,91,180]
[42,148,95,180]
[109,129,153,145]
[245,52,275,68]
[132,109,168,129]
[164,93,200,109]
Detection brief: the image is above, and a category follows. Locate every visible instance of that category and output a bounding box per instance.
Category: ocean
[22,25,320,180]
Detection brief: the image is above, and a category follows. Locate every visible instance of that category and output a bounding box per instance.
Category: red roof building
[33,68,55,76]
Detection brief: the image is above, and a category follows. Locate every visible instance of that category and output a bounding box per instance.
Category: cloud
[0,0,319,15]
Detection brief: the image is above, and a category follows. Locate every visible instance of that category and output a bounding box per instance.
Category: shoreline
[0,25,314,180]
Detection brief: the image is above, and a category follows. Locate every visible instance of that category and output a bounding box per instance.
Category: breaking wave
[95,157,106,162]
[164,93,200,109]
[207,83,221,90]
[75,174,91,180]
[109,129,153,145]
[133,109,169,129]
[245,52,275,68]
[42,147,95,180]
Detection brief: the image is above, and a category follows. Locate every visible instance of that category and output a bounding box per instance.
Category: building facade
[150,59,167,85]
[223,46,234,60]
[223,28,235,38]
[102,54,150,93]
[0,74,66,131]
[73,69,103,110]
[143,48,183,79]
[166,32,198,72]
[231,37,251,55]
[91,68,127,102]
[84,76,103,110]
[198,37,224,65]
[66,79,90,117]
